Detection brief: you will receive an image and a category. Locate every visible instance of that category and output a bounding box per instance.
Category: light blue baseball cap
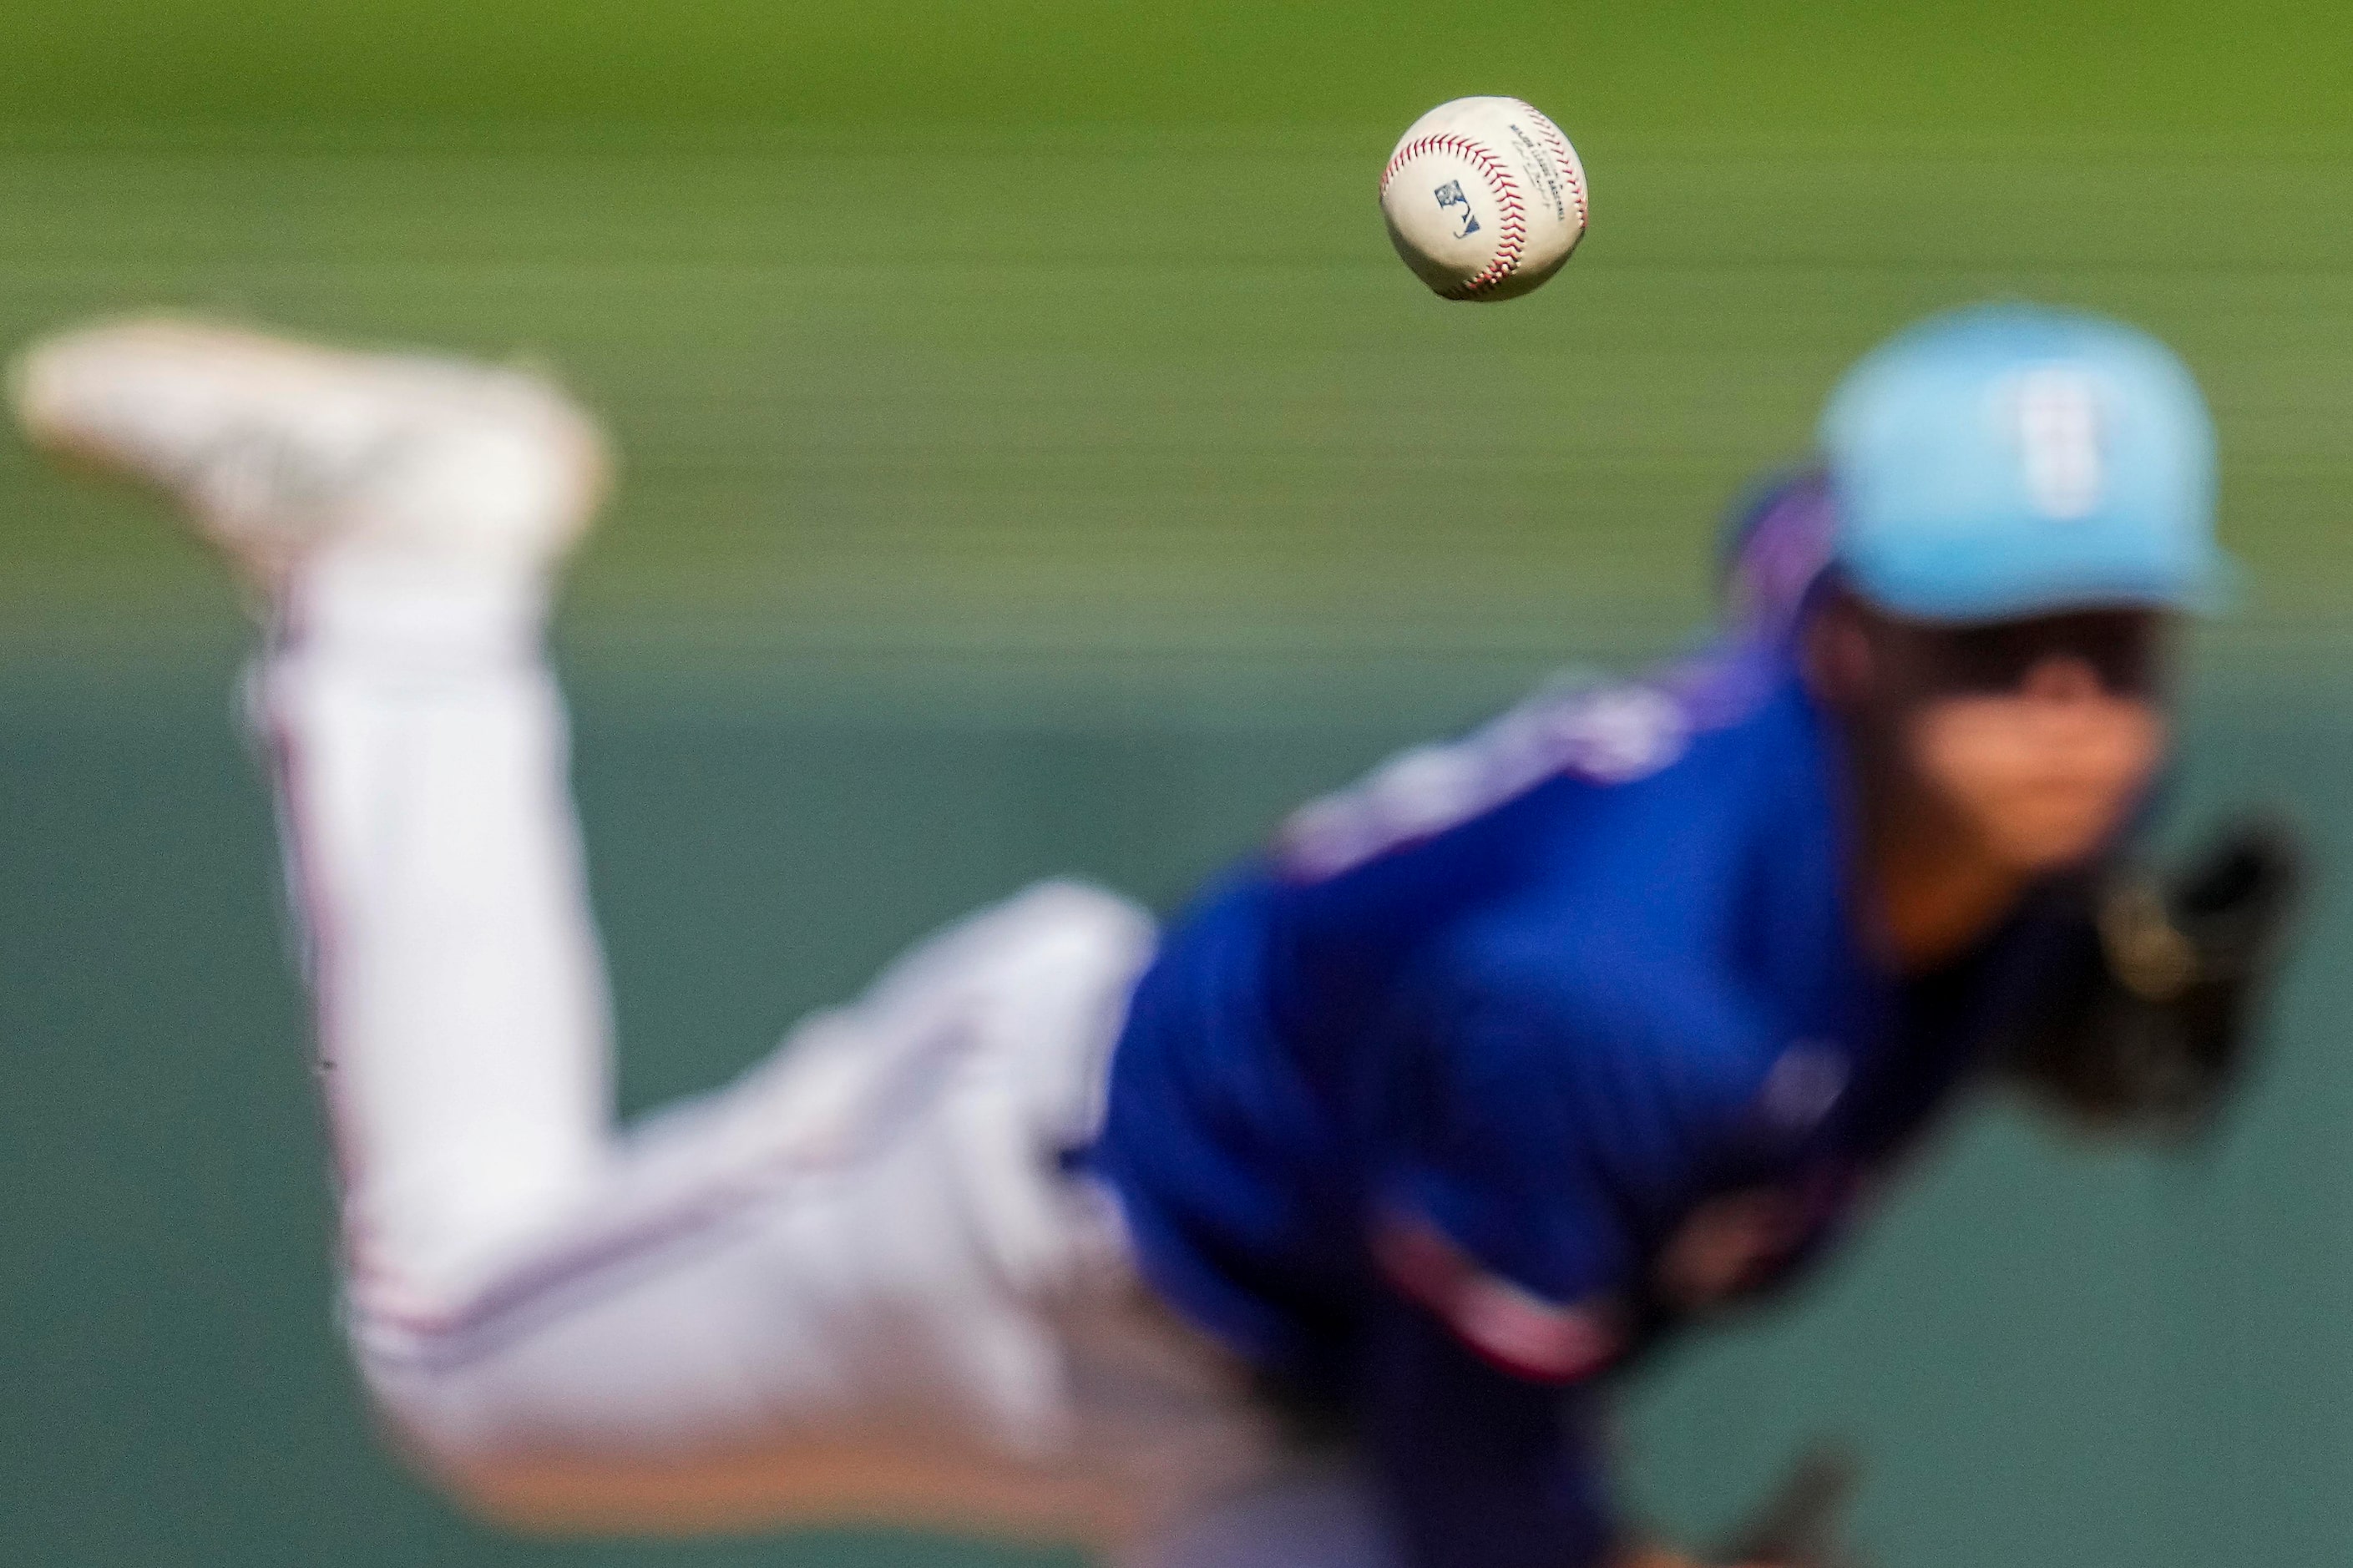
[1819,303,2230,623]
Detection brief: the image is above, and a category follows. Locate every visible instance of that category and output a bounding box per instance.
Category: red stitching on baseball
[1510,99,1589,229]
[1381,132,1527,297]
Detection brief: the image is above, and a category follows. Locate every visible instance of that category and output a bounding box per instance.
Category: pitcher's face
[1814,599,2171,873]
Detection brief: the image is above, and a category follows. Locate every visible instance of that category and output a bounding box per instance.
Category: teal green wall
[3,3,2352,1565]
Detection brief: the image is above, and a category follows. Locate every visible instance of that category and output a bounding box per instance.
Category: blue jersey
[1092,643,2067,1567]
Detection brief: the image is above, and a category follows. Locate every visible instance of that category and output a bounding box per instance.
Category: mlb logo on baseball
[1432,179,1480,237]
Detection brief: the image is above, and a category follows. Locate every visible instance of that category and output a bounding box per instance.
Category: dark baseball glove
[2002,816,2306,1139]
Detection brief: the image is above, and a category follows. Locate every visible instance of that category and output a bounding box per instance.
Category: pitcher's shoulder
[1273,650,1802,888]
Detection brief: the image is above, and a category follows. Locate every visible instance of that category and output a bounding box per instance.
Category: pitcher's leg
[264,615,1288,1545]
[15,319,616,1312]
[13,319,1277,1547]
[8,318,659,1471]
[261,563,613,1321]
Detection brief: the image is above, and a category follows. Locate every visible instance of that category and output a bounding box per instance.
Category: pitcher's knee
[348,1314,518,1471]
[347,1322,628,1530]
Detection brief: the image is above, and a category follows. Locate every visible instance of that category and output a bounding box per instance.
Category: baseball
[1379,96,1588,302]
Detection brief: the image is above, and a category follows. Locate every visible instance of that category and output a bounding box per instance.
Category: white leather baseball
[1379,97,1588,302]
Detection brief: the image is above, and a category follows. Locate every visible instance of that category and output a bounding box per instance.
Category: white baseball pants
[249,566,1312,1557]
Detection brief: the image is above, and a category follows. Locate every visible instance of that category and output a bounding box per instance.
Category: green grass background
[4,5,2353,1567]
